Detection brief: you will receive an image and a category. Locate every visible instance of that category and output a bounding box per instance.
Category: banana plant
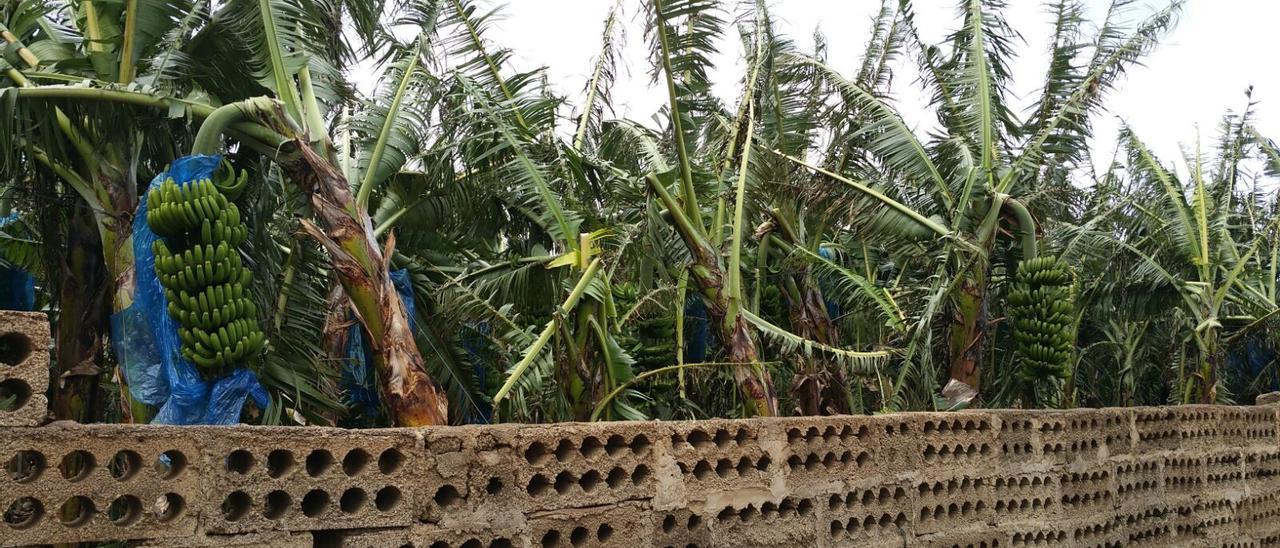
[1,0,442,425]
[775,0,1182,402]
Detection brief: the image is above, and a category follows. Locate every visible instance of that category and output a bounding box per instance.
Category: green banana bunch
[1009,255,1076,385]
[147,170,265,375]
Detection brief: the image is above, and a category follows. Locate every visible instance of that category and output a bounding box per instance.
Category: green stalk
[118,0,138,83]
[1002,198,1038,261]
[297,65,328,146]
[646,174,715,254]
[775,150,952,237]
[493,258,603,405]
[651,0,702,226]
[258,0,303,123]
[355,47,421,209]
[192,98,280,155]
[725,99,756,326]
[674,268,688,398]
[451,0,528,131]
[574,3,620,150]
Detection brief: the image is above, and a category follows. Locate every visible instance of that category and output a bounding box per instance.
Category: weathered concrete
[1,313,1279,547]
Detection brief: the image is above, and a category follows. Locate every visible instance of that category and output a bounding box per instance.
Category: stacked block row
[2,404,1276,547]
[2,311,1279,547]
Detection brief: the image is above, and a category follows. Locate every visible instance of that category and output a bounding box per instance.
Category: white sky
[363,0,1280,178]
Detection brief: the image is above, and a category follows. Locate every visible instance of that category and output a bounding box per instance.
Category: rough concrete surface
[1,313,1279,547]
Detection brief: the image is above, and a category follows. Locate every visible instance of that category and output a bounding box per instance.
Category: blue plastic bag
[338,269,418,425]
[684,296,710,363]
[113,155,268,425]
[460,321,493,424]
[0,214,36,311]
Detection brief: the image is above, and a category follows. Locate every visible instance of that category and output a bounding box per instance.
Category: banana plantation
[0,0,1277,429]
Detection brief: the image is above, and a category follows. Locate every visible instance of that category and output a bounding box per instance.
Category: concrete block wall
[0,314,1278,547]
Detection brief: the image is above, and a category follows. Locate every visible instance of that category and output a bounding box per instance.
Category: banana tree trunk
[785,277,850,416]
[52,205,108,422]
[282,140,449,426]
[948,268,989,392]
[646,175,777,416]
[687,260,778,417]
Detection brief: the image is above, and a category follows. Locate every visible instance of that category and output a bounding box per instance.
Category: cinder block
[339,523,521,547]
[913,525,1005,548]
[707,494,824,547]
[498,422,662,514]
[987,472,1058,525]
[138,530,313,547]
[195,425,424,535]
[526,501,652,547]
[1114,454,1165,510]
[770,416,878,499]
[652,507,711,547]
[0,311,50,427]
[0,423,202,547]
[910,475,991,535]
[657,419,777,511]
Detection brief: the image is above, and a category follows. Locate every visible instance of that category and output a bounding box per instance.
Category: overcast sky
[372,0,1280,177]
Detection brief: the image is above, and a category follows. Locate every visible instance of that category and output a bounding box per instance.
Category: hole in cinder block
[108,495,141,526]
[486,477,504,495]
[630,434,652,457]
[570,526,589,546]
[580,436,604,458]
[525,442,550,465]
[378,448,405,474]
[59,495,95,527]
[662,514,677,533]
[226,449,254,475]
[0,379,31,412]
[267,449,295,478]
[302,489,330,517]
[222,491,252,522]
[688,515,701,529]
[693,460,713,480]
[714,429,734,448]
[155,450,186,479]
[434,485,462,508]
[264,490,290,520]
[375,486,402,512]
[4,497,43,529]
[717,507,735,522]
[110,450,142,481]
[686,429,711,449]
[0,332,33,367]
[155,493,185,522]
[59,450,95,482]
[632,464,652,485]
[554,439,576,462]
[606,467,627,488]
[579,469,602,492]
[491,539,513,548]
[597,523,613,541]
[306,449,334,477]
[541,529,561,548]
[6,450,44,483]
[460,541,482,548]
[528,474,552,496]
[554,471,575,494]
[605,434,627,457]
[340,488,368,514]
[343,449,370,477]
[430,542,448,548]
